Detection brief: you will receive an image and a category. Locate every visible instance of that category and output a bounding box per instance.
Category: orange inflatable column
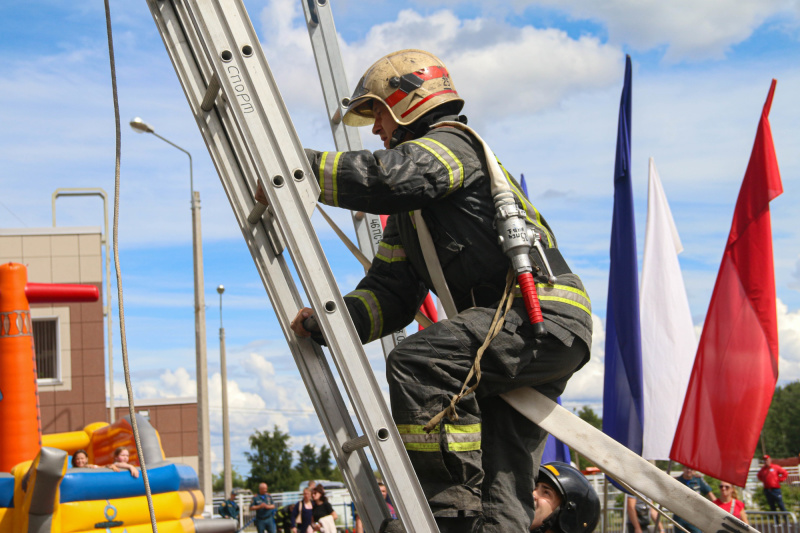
[0,263,42,471]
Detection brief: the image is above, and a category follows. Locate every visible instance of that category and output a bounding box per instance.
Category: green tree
[294,444,337,481]
[213,467,247,492]
[245,426,300,492]
[317,445,334,479]
[577,405,602,430]
[571,406,602,471]
[760,381,800,458]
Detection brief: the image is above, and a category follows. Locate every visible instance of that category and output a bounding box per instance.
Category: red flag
[670,80,783,486]
[377,214,439,329]
[418,294,438,330]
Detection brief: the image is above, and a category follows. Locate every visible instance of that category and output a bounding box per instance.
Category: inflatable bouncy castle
[0,263,233,533]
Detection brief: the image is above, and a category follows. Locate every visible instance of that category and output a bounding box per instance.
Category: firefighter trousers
[386,302,588,533]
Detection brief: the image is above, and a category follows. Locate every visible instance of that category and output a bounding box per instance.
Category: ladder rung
[200,73,220,111]
[343,427,391,454]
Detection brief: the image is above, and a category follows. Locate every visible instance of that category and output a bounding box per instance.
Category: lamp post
[217,285,232,497]
[52,188,115,423]
[130,117,211,512]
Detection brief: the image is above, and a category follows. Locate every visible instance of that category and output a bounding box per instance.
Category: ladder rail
[146,1,438,531]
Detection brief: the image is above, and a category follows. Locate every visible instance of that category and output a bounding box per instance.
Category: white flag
[640,158,698,460]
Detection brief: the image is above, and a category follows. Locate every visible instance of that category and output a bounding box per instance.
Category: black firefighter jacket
[305,124,592,351]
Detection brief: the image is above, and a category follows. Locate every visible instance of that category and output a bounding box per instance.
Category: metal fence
[213,489,358,532]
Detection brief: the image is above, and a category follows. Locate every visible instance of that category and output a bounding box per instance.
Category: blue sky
[2,0,799,476]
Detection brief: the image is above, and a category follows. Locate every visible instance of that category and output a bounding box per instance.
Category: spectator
[349,501,363,533]
[71,449,100,469]
[310,485,337,533]
[757,455,788,517]
[713,483,748,524]
[275,503,295,533]
[251,482,277,533]
[292,488,314,533]
[377,482,396,519]
[111,446,140,478]
[219,490,240,521]
[626,496,664,533]
[307,480,317,490]
[672,467,714,533]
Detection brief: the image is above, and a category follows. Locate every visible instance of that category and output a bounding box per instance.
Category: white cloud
[563,313,606,404]
[777,298,800,384]
[469,0,800,61]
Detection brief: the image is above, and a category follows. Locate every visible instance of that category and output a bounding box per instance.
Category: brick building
[0,227,198,469]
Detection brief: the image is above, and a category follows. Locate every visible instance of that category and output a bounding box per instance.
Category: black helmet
[535,462,601,533]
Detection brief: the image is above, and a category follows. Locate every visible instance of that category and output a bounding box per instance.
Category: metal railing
[213,489,359,532]
[747,511,798,533]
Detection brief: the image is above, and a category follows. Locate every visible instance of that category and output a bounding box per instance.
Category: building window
[33,317,60,383]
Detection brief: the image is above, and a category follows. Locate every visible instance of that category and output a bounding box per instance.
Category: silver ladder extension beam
[145,1,438,532]
[300,0,408,358]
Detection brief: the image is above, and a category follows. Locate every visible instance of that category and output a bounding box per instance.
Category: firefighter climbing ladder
[144,0,437,531]
[146,1,760,532]
[294,5,759,533]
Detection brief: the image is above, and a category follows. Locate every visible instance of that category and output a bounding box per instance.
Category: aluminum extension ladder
[144,0,437,531]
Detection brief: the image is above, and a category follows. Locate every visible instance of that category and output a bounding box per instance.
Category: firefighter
[277,49,592,532]
[531,462,601,533]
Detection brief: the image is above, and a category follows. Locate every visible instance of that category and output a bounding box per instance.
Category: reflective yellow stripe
[409,138,464,195]
[449,442,481,452]
[318,151,342,206]
[396,424,481,452]
[397,424,439,452]
[346,289,383,341]
[375,242,407,263]
[444,423,481,434]
[535,283,592,315]
[499,162,554,247]
[445,423,480,452]
[331,152,342,207]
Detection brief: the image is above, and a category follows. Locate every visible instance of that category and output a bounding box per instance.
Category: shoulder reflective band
[408,138,464,195]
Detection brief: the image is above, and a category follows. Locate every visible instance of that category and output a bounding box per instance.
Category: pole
[603,475,609,533]
[133,120,212,511]
[218,285,232,497]
[51,188,115,423]
[192,189,212,513]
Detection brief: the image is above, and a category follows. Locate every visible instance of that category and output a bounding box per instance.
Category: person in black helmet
[531,462,601,533]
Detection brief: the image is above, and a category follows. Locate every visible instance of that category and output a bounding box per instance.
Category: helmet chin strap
[388,125,412,149]
[531,507,562,533]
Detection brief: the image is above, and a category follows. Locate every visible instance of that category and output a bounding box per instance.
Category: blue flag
[542,397,571,463]
[602,55,644,455]
[520,173,529,197]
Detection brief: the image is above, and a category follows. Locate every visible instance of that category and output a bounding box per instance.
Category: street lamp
[130,117,211,512]
[217,285,232,498]
[52,188,115,423]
